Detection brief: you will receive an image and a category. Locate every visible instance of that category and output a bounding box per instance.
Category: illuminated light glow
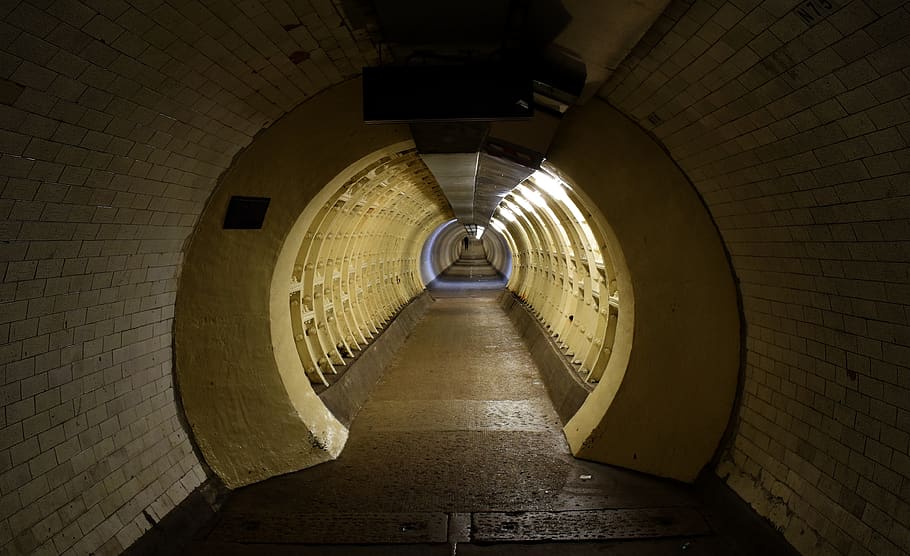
[512,182,547,208]
[531,170,569,202]
[511,183,573,250]
[526,172,586,251]
[490,218,506,232]
[511,192,535,213]
[498,207,517,222]
[502,199,523,216]
[530,169,561,191]
[475,225,485,239]
[420,218,458,282]
[523,186,548,208]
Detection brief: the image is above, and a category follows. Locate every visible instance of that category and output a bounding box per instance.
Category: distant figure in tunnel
[463,236,469,251]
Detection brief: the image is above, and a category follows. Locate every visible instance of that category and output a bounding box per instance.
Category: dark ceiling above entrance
[344,0,669,227]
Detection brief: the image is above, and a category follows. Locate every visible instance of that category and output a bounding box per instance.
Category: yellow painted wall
[549,100,740,482]
[175,80,412,488]
[176,81,739,488]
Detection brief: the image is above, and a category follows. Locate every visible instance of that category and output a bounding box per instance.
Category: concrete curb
[320,292,435,427]
[498,291,590,425]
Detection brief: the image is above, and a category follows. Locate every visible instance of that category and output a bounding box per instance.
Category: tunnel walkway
[186,253,790,555]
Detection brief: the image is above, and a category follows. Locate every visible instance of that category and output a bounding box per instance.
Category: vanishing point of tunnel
[1,1,909,555]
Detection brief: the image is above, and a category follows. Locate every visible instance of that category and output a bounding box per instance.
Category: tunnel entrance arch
[420,219,512,285]
[175,78,740,489]
[174,81,435,488]
[280,148,452,388]
[545,102,740,481]
[418,134,740,482]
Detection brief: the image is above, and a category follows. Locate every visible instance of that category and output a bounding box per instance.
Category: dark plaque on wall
[223,196,270,229]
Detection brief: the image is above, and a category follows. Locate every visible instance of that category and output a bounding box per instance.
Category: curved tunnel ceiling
[288,149,451,386]
[174,81,739,490]
[351,0,674,228]
[420,218,505,284]
[419,218,513,284]
[0,1,908,555]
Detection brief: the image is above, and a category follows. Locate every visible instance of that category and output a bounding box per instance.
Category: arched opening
[493,168,621,385]
[174,81,423,487]
[175,78,740,489]
[420,219,512,285]
[280,148,451,388]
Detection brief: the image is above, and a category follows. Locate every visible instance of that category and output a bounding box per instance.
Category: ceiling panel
[421,153,480,223]
[474,154,534,226]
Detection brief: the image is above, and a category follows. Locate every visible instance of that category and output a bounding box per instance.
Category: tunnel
[1,1,909,555]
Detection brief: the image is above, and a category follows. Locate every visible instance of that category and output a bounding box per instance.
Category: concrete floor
[186,251,795,555]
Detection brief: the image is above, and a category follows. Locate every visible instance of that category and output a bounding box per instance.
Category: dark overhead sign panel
[363,65,533,123]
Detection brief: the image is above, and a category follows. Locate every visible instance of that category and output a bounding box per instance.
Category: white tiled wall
[0,1,376,553]
[602,0,910,554]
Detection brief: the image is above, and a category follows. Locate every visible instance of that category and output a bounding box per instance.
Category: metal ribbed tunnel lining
[189,257,785,554]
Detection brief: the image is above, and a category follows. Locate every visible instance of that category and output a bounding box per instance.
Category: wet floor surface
[187,254,794,555]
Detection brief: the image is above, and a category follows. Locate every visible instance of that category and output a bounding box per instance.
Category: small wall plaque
[223,196,270,229]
